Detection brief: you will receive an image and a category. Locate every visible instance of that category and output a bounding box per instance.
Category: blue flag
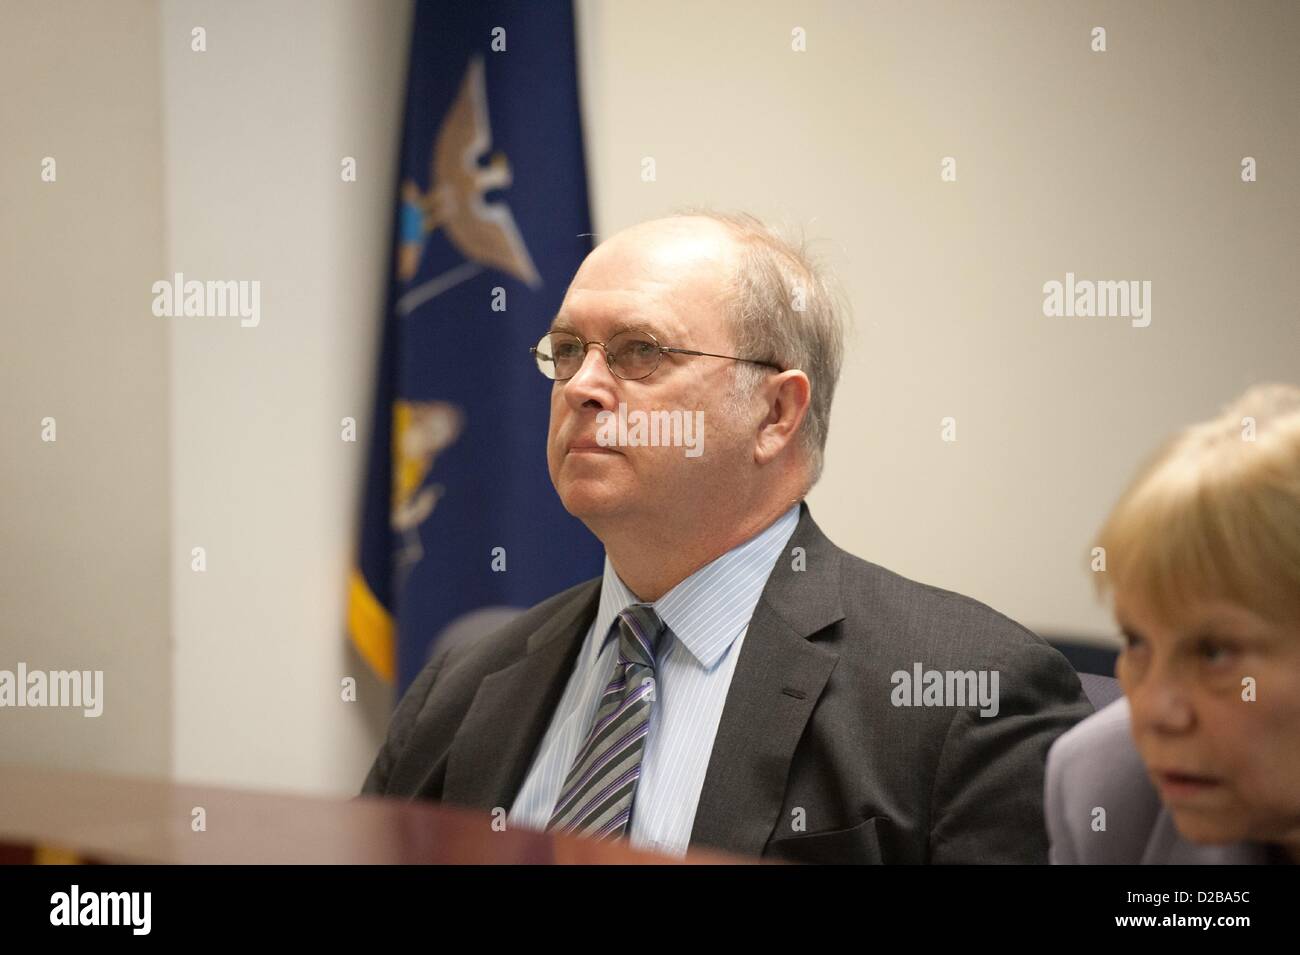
[349,0,602,694]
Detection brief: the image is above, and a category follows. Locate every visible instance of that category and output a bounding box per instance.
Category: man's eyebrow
[546,316,666,338]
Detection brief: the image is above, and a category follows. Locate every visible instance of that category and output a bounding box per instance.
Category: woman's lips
[1156,770,1222,799]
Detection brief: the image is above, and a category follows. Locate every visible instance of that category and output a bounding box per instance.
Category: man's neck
[602,495,801,602]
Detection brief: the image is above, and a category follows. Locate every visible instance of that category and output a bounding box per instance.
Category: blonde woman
[1046,383,1300,864]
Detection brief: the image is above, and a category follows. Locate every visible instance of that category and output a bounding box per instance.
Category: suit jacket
[1045,697,1284,864]
[362,502,1094,863]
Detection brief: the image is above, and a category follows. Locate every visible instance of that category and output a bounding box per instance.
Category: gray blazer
[1045,697,1279,863]
[362,502,1094,863]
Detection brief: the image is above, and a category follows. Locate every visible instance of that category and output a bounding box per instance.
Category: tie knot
[616,604,667,669]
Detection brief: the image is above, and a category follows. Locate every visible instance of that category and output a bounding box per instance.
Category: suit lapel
[438,579,601,811]
[689,502,845,858]
[436,502,845,857]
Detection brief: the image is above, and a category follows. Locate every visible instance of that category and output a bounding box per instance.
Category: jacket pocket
[765,815,886,864]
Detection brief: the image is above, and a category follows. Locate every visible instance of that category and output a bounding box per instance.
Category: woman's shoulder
[1045,698,1165,863]
[1049,696,1142,775]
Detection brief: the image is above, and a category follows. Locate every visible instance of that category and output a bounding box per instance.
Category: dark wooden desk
[0,765,759,864]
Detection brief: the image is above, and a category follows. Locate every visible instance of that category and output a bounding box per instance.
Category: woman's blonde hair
[1093,382,1300,625]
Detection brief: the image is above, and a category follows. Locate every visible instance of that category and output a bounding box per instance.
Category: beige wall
[2,1,1295,793]
[160,0,412,793]
[576,0,1299,645]
[1,0,412,794]
[0,0,171,777]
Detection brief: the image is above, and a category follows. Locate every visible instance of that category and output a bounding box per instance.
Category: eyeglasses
[530,329,783,381]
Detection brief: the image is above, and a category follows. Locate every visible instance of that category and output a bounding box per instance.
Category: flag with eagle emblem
[349,0,602,693]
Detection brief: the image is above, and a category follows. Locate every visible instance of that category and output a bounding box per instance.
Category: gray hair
[670,209,847,488]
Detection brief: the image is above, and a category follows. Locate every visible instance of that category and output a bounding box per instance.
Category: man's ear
[754,370,811,465]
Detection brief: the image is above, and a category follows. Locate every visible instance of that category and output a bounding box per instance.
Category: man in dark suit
[362,211,1093,863]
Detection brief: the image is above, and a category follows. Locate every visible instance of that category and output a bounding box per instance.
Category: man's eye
[614,340,655,362]
[554,343,581,359]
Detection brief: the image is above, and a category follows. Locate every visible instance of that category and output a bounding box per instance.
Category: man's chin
[556,481,635,524]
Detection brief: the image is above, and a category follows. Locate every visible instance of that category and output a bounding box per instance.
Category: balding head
[540,210,837,598]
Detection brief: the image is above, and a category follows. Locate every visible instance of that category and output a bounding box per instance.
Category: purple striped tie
[546,604,667,839]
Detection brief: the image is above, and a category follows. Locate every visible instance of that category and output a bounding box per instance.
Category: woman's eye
[1198,640,1235,665]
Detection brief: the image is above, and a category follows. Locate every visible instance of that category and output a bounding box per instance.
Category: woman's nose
[1129,664,1195,735]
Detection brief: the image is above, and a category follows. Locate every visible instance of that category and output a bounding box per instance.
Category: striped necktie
[546,603,667,840]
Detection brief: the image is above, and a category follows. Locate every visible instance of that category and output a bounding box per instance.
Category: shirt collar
[592,502,802,669]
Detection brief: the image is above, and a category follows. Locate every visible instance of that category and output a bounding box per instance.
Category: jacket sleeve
[358,639,457,797]
[926,638,1094,863]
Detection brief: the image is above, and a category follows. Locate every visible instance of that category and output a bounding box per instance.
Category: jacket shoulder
[833,546,1067,670]
[359,575,600,798]
[432,575,601,683]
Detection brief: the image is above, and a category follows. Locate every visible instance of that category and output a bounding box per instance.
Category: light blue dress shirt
[507,502,801,857]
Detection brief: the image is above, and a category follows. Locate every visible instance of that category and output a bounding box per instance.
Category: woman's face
[1114,591,1300,853]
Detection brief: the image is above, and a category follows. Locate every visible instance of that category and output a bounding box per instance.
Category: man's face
[1114,590,1300,847]
[544,219,755,532]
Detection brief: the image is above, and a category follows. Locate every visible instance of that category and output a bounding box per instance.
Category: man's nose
[562,343,618,410]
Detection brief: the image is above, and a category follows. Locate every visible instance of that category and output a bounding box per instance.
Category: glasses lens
[607,330,660,380]
[535,333,583,379]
